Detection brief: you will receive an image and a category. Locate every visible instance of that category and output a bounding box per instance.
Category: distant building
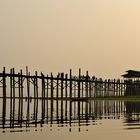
[122,70,140,96]
[122,70,140,80]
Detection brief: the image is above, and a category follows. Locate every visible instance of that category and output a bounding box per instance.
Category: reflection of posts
[2,97,6,129]
[85,101,88,125]
[50,99,53,126]
[1,99,130,131]
[125,102,140,122]
[69,101,72,127]
[78,101,80,129]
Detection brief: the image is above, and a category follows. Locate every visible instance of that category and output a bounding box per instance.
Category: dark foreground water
[1,98,140,140]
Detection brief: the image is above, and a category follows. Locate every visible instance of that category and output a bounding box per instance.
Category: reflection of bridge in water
[1,98,140,132]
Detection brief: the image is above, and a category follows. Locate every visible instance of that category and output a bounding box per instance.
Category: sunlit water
[1,98,140,140]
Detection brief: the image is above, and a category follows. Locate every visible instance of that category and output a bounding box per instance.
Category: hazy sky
[1,0,140,78]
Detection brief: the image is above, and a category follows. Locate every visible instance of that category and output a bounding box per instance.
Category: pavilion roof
[122,70,140,78]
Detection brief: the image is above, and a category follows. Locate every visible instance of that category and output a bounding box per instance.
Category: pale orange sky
[1,0,140,78]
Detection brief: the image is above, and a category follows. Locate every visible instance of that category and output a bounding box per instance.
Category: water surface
[1,99,140,140]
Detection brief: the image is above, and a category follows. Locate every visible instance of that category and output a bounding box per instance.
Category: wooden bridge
[1,67,140,99]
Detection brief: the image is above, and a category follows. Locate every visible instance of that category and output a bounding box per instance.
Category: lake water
[1,99,140,140]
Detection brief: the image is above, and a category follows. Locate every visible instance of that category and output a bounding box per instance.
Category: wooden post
[65,74,68,98]
[18,72,21,125]
[107,79,110,97]
[36,71,38,127]
[113,79,116,97]
[65,74,68,120]
[74,80,76,98]
[12,68,15,127]
[34,71,38,127]
[61,73,64,99]
[46,74,49,123]
[20,70,23,127]
[78,68,81,99]
[10,69,13,127]
[104,80,107,97]
[3,67,6,98]
[26,67,30,126]
[116,80,118,96]
[120,80,123,97]
[12,68,15,98]
[86,71,89,98]
[61,73,64,122]
[82,79,84,98]
[51,73,53,99]
[41,73,45,121]
[2,67,6,129]
[56,73,59,99]
[69,69,72,130]
[35,71,38,99]
[26,66,30,99]
[118,79,120,97]
[70,69,72,99]
[91,83,93,98]
[33,74,36,122]
[123,80,126,96]
[50,73,54,125]
[18,72,21,98]
[95,78,97,97]
[89,80,92,98]
[56,73,59,123]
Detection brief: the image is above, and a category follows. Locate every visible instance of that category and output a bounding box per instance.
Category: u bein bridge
[0,67,140,100]
[1,67,140,99]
